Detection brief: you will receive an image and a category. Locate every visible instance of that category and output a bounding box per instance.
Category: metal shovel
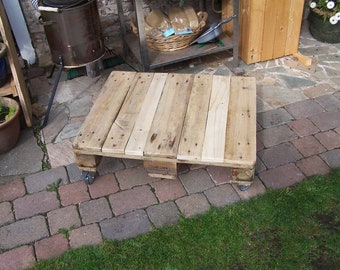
[190,14,237,44]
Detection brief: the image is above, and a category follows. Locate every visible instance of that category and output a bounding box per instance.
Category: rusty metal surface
[40,0,104,67]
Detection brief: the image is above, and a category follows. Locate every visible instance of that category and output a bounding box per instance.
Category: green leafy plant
[0,101,16,124]
[309,0,340,24]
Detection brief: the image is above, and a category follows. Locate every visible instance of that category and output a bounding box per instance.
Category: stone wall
[20,0,194,66]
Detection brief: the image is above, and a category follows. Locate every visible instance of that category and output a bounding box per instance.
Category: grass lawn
[31,168,339,270]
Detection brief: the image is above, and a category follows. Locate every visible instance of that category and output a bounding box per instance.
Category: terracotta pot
[0,97,20,154]
[309,10,340,44]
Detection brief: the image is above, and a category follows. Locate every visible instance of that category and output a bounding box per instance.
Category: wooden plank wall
[222,0,304,64]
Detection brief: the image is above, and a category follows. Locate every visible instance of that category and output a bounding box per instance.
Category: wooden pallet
[73,71,256,185]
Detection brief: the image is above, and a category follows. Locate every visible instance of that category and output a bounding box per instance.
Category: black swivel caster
[81,171,98,185]
[237,184,251,191]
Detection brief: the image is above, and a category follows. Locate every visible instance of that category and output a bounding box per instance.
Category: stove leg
[40,55,63,129]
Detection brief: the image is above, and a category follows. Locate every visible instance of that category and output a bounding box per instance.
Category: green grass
[31,169,340,270]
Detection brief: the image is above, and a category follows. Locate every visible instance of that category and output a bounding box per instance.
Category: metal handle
[38,6,59,12]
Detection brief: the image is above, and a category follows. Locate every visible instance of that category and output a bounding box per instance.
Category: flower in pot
[309,0,340,43]
[0,97,20,154]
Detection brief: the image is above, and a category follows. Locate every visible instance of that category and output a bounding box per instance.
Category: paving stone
[178,163,190,174]
[292,136,326,157]
[256,136,265,151]
[257,142,303,169]
[331,77,340,87]
[335,127,340,135]
[0,216,49,250]
[288,118,320,137]
[303,83,336,98]
[0,179,25,202]
[0,129,43,178]
[146,201,180,227]
[55,122,82,143]
[257,125,297,148]
[122,158,143,169]
[206,166,233,185]
[179,169,215,194]
[233,176,266,200]
[0,202,14,226]
[66,163,82,183]
[100,210,152,241]
[42,105,69,144]
[79,197,112,225]
[285,100,325,119]
[151,178,187,203]
[67,96,92,118]
[69,224,103,249]
[0,245,36,270]
[109,185,158,216]
[188,163,206,171]
[315,130,340,150]
[175,193,210,218]
[46,140,76,168]
[279,75,316,89]
[257,85,307,108]
[35,234,69,260]
[296,156,330,177]
[97,157,125,175]
[320,149,340,168]
[256,97,273,113]
[204,184,240,207]
[315,94,340,111]
[25,166,68,194]
[255,157,267,174]
[257,108,293,128]
[47,205,81,235]
[309,111,340,131]
[13,191,60,220]
[115,166,159,190]
[58,181,90,206]
[88,173,119,199]
[258,163,305,189]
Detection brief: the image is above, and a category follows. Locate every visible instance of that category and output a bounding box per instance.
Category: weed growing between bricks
[33,124,51,171]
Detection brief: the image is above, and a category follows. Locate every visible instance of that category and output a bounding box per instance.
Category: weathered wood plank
[224,77,256,167]
[125,73,168,156]
[261,0,278,60]
[102,73,154,154]
[73,71,137,151]
[285,0,304,55]
[144,73,194,159]
[201,75,231,163]
[177,74,212,161]
[272,0,290,58]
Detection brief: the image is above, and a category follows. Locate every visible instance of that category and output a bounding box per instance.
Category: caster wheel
[81,171,97,185]
[237,184,251,191]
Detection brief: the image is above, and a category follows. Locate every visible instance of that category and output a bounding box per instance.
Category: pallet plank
[102,73,154,154]
[201,75,231,163]
[224,77,256,166]
[144,73,194,159]
[73,71,137,151]
[177,74,212,161]
[125,73,168,156]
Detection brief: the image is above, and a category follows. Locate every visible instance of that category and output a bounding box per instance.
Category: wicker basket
[131,11,208,52]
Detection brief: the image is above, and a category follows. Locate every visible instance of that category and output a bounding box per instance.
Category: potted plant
[0,97,20,154]
[309,0,340,43]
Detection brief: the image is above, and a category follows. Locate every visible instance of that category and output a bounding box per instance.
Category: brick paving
[1,39,340,270]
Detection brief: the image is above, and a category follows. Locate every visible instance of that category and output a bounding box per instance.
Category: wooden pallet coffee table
[73,71,256,188]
